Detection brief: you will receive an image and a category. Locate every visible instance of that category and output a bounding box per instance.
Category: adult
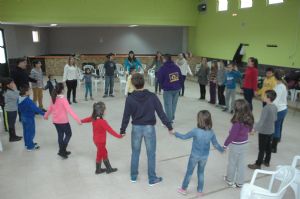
[157,54,182,124]
[103,53,117,98]
[271,70,288,153]
[150,51,164,95]
[120,73,173,185]
[196,58,210,100]
[30,60,46,112]
[124,51,142,73]
[176,53,192,96]
[10,58,37,90]
[243,57,258,111]
[217,60,226,107]
[63,56,80,104]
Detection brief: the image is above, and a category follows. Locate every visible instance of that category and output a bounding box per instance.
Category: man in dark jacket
[10,58,37,90]
[120,73,173,186]
[157,54,182,124]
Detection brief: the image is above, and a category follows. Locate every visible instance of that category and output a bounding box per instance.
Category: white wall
[0,24,48,59]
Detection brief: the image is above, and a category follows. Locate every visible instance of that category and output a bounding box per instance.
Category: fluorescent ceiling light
[50,24,57,26]
[128,25,138,28]
[232,13,238,16]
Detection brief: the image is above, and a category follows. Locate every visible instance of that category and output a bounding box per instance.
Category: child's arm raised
[81,116,93,124]
[174,130,195,140]
[103,120,122,139]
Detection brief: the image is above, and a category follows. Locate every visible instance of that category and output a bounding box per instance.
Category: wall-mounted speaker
[198,3,207,12]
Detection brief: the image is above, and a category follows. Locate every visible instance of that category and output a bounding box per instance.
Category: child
[81,101,122,174]
[209,61,218,104]
[103,53,117,98]
[82,68,96,101]
[44,83,81,159]
[18,85,45,151]
[174,110,224,196]
[223,99,254,188]
[223,63,242,113]
[260,68,276,107]
[30,60,46,112]
[248,90,277,169]
[125,68,136,96]
[44,74,57,96]
[3,78,22,142]
[216,60,226,108]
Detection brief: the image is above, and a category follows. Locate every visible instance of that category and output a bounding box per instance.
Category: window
[32,30,39,43]
[240,0,252,8]
[268,0,284,4]
[0,29,7,64]
[218,0,228,11]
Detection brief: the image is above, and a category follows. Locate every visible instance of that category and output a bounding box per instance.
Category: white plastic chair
[276,156,300,199]
[93,64,105,92]
[83,64,95,72]
[240,166,296,199]
[195,64,201,74]
[147,69,156,86]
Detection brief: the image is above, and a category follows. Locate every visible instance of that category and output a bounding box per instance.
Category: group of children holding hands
[0,58,283,198]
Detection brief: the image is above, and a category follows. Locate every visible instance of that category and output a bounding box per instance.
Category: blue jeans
[163,90,180,123]
[182,156,207,192]
[105,76,114,95]
[274,109,288,140]
[54,123,72,152]
[21,116,36,149]
[85,82,92,97]
[131,125,157,183]
[243,88,254,111]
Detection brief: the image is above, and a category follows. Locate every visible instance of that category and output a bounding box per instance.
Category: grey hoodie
[4,89,19,112]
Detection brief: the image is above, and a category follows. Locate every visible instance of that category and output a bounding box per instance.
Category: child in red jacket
[81,101,122,174]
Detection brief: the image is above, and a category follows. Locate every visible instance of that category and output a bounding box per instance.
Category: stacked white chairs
[147,68,156,86]
[240,166,296,199]
[276,156,300,199]
[93,64,105,92]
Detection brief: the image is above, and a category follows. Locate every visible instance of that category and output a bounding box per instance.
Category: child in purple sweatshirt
[223,99,254,188]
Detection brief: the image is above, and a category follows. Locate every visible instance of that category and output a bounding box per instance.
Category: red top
[81,117,122,143]
[243,66,258,91]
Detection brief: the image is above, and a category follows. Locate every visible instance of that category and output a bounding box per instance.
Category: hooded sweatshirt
[157,60,182,91]
[120,89,172,134]
[18,96,44,118]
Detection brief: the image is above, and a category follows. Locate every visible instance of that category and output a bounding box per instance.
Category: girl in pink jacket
[44,83,81,159]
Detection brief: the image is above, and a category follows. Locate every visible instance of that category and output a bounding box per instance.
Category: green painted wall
[188,0,300,68]
[0,0,197,26]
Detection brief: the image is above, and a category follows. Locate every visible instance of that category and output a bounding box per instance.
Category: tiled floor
[0,78,299,199]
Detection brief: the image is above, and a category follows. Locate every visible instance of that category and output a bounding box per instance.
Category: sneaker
[177,188,187,195]
[130,177,137,183]
[109,94,115,97]
[27,145,40,151]
[103,95,108,98]
[68,100,72,105]
[58,151,68,159]
[222,108,228,112]
[224,176,236,188]
[9,136,22,142]
[66,151,71,155]
[235,184,243,188]
[73,100,78,103]
[149,177,163,186]
[197,192,204,197]
[248,163,261,170]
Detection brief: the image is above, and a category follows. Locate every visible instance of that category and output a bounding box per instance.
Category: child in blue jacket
[18,85,44,151]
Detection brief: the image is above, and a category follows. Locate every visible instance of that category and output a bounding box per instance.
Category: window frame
[217,0,228,12]
[240,0,253,9]
[0,28,8,64]
[32,30,40,43]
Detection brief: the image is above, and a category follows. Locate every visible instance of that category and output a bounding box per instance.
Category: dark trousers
[209,81,217,104]
[256,134,272,165]
[199,84,206,99]
[217,85,225,106]
[7,111,17,138]
[66,80,77,102]
[180,75,186,96]
[243,88,254,110]
[54,123,72,153]
[155,77,161,94]
[1,106,8,131]
[104,76,114,95]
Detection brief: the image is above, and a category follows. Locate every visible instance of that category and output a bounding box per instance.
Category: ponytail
[274,69,288,89]
[51,83,64,104]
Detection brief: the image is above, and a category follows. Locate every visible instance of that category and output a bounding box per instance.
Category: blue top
[157,60,182,91]
[224,70,242,89]
[124,58,142,72]
[18,96,44,118]
[175,128,224,158]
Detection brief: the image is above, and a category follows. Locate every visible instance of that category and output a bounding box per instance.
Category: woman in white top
[176,53,192,96]
[63,56,80,104]
[271,69,288,153]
